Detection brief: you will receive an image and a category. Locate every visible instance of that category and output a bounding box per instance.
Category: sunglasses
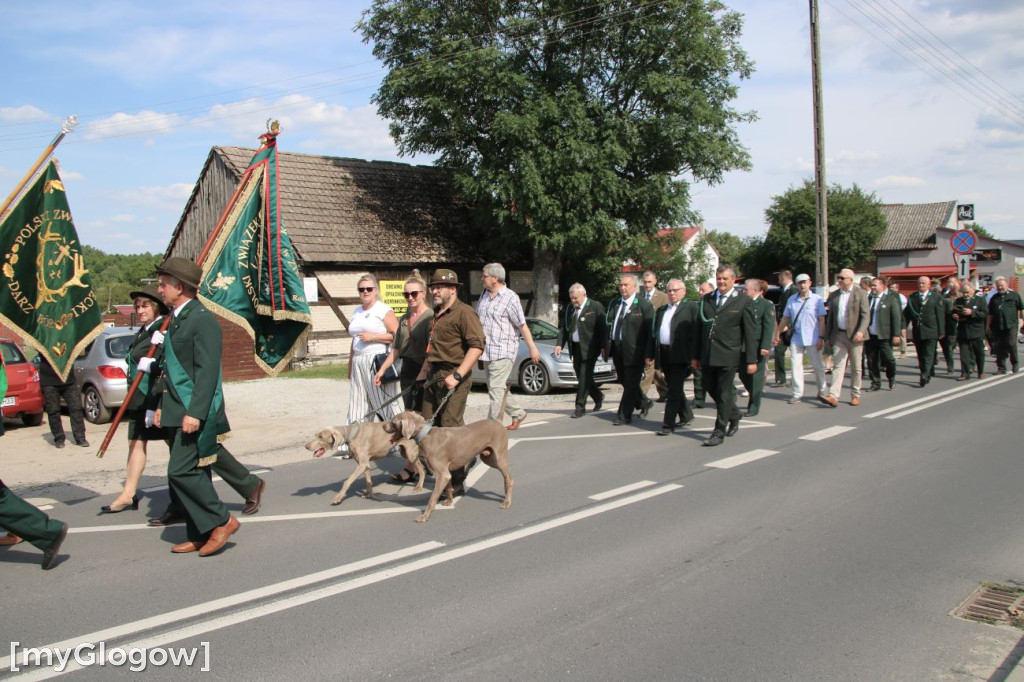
[358,287,375,293]
[403,291,422,298]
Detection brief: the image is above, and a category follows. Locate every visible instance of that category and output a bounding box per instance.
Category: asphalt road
[4,365,1024,681]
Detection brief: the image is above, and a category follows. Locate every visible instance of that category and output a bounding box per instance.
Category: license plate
[1,396,15,408]
[594,364,612,373]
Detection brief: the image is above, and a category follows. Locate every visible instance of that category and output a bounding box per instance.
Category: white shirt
[349,301,392,355]
[868,293,880,336]
[837,289,851,330]
[659,303,677,345]
[612,294,636,340]
[571,298,588,343]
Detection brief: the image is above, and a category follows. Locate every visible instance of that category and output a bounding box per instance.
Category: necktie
[614,299,627,341]
[570,306,581,333]
[870,295,878,324]
[716,293,725,310]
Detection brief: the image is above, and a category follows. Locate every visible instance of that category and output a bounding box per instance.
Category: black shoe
[571,410,584,419]
[997,368,1007,375]
[744,409,758,417]
[147,511,186,527]
[726,419,740,437]
[612,417,632,426]
[1014,366,1020,374]
[888,379,895,390]
[655,397,667,403]
[54,440,66,449]
[866,384,881,392]
[919,377,927,387]
[770,381,787,388]
[703,434,724,447]
[75,439,90,448]
[694,401,705,409]
[640,398,653,418]
[451,485,465,499]
[593,395,604,411]
[41,522,68,570]
[680,418,693,427]
[100,495,139,513]
[656,426,675,436]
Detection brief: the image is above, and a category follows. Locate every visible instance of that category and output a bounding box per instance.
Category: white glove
[150,330,165,346]
[144,410,156,428]
[137,357,155,374]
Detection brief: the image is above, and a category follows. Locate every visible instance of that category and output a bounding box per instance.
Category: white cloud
[81,111,187,141]
[0,104,52,124]
[110,214,136,223]
[105,182,194,212]
[875,176,928,188]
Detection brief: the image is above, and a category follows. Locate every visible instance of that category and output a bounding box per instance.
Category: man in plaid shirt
[477,263,541,430]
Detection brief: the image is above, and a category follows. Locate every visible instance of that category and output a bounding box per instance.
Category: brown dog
[385,411,513,523]
[305,423,424,505]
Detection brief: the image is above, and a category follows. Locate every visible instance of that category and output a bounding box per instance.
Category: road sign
[951,229,977,255]
[955,254,971,280]
[957,204,975,221]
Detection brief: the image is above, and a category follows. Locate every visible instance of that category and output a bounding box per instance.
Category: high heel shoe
[100,495,139,513]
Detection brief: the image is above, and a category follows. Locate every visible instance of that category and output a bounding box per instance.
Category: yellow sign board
[380,280,407,316]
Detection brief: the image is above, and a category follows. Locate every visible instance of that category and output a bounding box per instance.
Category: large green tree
[757,180,886,280]
[359,0,755,319]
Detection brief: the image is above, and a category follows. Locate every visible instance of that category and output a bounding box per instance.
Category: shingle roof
[215,146,485,264]
[874,201,955,252]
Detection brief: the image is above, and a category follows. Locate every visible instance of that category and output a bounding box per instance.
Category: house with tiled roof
[165,146,526,368]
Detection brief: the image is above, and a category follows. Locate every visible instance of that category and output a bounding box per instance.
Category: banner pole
[0,116,78,219]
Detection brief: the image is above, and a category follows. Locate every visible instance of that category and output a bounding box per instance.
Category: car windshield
[526,318,559,341]
[105,335,135,360]
[1,341,27,364]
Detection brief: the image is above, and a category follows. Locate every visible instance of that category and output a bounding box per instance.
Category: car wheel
[22,412,44,427]
[82,385,111,424]
[519,361,550,396]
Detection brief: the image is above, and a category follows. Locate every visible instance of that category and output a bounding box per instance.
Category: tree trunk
[531,245,561,324]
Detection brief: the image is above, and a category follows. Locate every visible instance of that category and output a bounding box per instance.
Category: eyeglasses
[837,276,850,281]
[403,291,422,299]
[667,288,683,293]
[358,287,375,293]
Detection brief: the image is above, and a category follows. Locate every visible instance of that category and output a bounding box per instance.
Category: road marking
[589,480,658,500]
[511,432,651,444]
[884,373,1023,419]
[800,425,856,441]
[0,542,445,675]
[68,507,419,533]
[25,498,58,510]
[706,449,780,469]
[140,468,271,495]
[516,420,548,429]
[10,485,682,679]
[863,373,1019,418]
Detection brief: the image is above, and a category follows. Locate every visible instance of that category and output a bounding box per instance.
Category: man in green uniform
[772,270,798,387]
[986,276,1023,374]
[953,280,988,380]
[649,279,697,435]
[938,277,960,374]
[153,258,239,557]
[904,275,946,386]
[864,277,903,391]
[555,283,607,418]
[606,274,655,426]
[692,282,714,407]
[0,478,68,569]
[417,269,486,495]
[740,279,775,416]
[691,265,757,447]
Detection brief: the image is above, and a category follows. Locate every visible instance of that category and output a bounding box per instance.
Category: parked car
[472,317,617,395]
[1,338,45,426]
[73,326,138,424]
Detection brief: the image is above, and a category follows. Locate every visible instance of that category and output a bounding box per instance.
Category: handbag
[371,351,400,383]
[782,298,809,345]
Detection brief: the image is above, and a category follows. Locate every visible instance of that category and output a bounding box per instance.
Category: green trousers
[0,482,65,552]
[167,429,231,542]
[740,355,767,414]
[164,445,259,519]
[913,337,938,383]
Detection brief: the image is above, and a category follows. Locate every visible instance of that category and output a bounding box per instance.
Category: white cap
[795,273,811,283]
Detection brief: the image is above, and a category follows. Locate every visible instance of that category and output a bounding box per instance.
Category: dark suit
[607,295,655,421]
[739,295,775,414]
[988,289,1023,372]
[0,478,65,553]
[773,284,798,383]
[558,298,607,412]
[865,291,903,389]
[938,295,958,373]
[692,291,757,436]
[904,291,945,384]
[640,288,669,400]
[651,301,697,429]
[954,293,987,377]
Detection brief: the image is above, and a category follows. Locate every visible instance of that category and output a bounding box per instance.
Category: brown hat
[429,269,462,287]
[128,285,170,315]
[156,257,202,289]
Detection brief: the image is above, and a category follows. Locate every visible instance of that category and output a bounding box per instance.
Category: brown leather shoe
[242,478,265,516]
[0,533,23,546]
[850,396,860,406]
[171,541,203,554]
[506,416,526,431]
[198,516,239,556]
[820,395,838,407]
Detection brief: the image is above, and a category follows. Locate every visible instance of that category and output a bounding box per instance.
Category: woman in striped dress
[347,274,402,422]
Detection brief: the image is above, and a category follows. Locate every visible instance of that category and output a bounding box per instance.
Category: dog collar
[413,423,433,443]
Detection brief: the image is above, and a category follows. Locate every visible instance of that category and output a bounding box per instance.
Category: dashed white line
[864,373,1019,419]
[884,373,1023,419]
[589,480,658,501]
[800,425,856,441]
[141,468,271,494]
[706,449,780,469]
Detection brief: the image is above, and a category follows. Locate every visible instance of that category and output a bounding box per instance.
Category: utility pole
[809,0,829,287]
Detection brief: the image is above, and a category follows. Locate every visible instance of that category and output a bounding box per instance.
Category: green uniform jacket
[942,295,958,340]
[691,291,758,367]
[868,291,903,339]
[650,300,698,368]
[751,296,776,354]
[606,295,655,366]
[954,294,988,341]
[904,291,945,340]
[988,290,1024,331]
[557,298,607,361]
[776,284,798,321]
[157,298,230,434]
[126,317,165,412]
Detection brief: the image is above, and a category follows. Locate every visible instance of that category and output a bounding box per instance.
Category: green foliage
[963,223,994,239]
[359,0,756,272]
[81,246,162,312]
[628,229,714,298]
[757,180,886,279]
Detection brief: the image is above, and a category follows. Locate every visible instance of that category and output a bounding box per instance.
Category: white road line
[139,468,272,495]
[511,432,652,443]
[589,480,658,501]
[706,449,780,469]
[516,420,548,429]
[863,373,1019,418]
[68,507,418,533]
[800,425,856,441]
[885,374,1023,419]
[0,542,444,675]
[11,485,682,679]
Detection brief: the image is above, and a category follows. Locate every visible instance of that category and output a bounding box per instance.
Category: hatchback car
[1,338,45,426]
[472,317,616,395]
[73,326,138,424]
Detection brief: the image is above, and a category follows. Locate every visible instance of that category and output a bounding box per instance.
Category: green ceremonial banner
[0,161,103,381]
[199,131,311,376]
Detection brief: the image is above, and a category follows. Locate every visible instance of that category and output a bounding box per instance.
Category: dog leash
[352,376,444,424]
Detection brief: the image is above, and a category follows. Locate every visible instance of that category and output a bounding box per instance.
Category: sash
[163,317,227,467]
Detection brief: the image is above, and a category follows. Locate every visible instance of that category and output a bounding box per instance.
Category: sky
[1,0,1022,256]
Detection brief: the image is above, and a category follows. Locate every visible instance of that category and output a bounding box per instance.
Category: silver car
[73,326,138,423]
[472,318,616,395]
